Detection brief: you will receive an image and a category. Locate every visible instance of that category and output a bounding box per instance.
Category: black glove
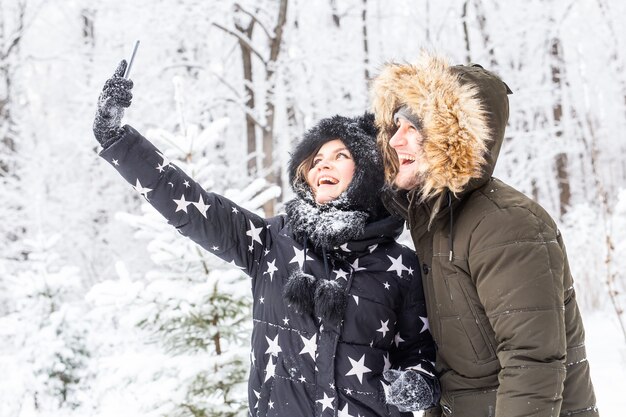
[93,60,133,148]
[383,369,434,412]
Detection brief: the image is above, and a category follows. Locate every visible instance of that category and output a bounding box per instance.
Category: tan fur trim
[372,51,491,199]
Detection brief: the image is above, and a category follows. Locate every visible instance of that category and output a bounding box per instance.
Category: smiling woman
[305,139,356,204]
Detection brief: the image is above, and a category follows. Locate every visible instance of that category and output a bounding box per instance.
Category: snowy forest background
[1,0,625,416]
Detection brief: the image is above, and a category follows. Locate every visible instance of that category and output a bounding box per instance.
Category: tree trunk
[472,0,497,67]
[262,0,288,216]
[461,0,471,63]
[362,0,370,88]
[0,2,26,177]
[550,37,570,217]
[235,20,257,177]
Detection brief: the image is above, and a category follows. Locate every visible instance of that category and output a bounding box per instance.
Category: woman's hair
[292,148,318,191]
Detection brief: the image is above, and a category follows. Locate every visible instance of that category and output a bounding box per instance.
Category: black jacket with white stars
[100,125,438,417]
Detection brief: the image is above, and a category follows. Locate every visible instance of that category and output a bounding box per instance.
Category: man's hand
[93,60,133,148]
[383,369,434,412]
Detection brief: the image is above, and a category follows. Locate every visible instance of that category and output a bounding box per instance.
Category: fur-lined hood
[371,51,511,200]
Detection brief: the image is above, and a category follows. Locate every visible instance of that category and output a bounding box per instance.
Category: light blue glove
[383,369,434,412]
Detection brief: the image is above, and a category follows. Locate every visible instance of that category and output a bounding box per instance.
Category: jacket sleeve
[389,248,440,407]
[469,206,567,417]
[99,125,269,279]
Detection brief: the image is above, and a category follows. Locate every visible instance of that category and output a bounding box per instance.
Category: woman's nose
[317,159,332,170]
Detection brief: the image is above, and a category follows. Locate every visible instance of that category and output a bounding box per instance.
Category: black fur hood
[287,112,387,221]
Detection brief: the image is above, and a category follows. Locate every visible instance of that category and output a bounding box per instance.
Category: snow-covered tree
[0,233,90,414]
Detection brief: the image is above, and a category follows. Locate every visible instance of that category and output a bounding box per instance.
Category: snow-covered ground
[4,310,623,417]
[583,311,626,415]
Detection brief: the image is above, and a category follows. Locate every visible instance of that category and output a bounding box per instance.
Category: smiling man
[371,51,599,417]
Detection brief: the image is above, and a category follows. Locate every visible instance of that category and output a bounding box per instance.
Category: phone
[124,40,140,79]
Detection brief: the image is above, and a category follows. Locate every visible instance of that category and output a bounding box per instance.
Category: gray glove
[93,60,133,148]
[383,369,434,412]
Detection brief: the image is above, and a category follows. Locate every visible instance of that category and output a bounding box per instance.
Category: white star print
[265,334,281,357]
[345,388,353,395]
[334,269,349,281]
[386,254,408,277]
[133,179,152,198]
[338,403,354,417]
[259,297,264,304]
[253,389,260,409]
[383,352,392,371]
[192,195,210,218]
[265,259,278,281]
[345,354,372,384]
[420,316,430,333]
[264,357,276,382]
[298,375,306,383]
[408,363,435,377]
[383,281,390,290]
[316,392,334,412]
[299,334,317,361]
[246,220,263,246]
[329,382,335,389]
[289,246,313,268]
[211,245,219,251]
[282,316,290,325]
[228,260,244,269]
[183,180,190,187]
[173,194,192,213]
[268,400,274,409]
[339,243,351,252]
[407,266,414,275]
[376,319,390,337]
[155,151,171,172]
[232,207,239,214]
[368,244,378,253]
[351,258,366,272]
[394,332,405,347]
[112,158,119,166]
[352,295,359,305]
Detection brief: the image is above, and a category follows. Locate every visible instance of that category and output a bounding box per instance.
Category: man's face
[389,116,428,190]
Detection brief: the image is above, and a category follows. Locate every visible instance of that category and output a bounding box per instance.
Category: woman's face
[306,139,355,204]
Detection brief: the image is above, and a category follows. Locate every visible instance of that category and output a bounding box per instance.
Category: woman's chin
[315,194,336,205]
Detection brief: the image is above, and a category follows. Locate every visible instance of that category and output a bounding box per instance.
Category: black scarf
[284,191,369,250]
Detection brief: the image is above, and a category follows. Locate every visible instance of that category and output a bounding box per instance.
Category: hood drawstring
[321,246,330,280]
[448,191,454,262]
[302,233,308,274]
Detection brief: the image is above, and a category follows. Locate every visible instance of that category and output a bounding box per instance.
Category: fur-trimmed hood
[371,51,511,200]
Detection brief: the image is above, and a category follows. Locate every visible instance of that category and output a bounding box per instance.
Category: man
[371,51,598,417]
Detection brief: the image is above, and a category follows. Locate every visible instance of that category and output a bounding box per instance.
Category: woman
[93,60,439,416]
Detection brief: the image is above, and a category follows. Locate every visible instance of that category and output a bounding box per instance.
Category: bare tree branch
[212,22,267,65]
[234,3,273,39]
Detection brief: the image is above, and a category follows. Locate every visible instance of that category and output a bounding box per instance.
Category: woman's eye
[312,158,322,166]
[337,152,350,160]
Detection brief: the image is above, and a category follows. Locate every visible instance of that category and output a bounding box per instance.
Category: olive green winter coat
[371,52,598,417]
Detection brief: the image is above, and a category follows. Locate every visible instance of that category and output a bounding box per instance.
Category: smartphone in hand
[124,40,140,79]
